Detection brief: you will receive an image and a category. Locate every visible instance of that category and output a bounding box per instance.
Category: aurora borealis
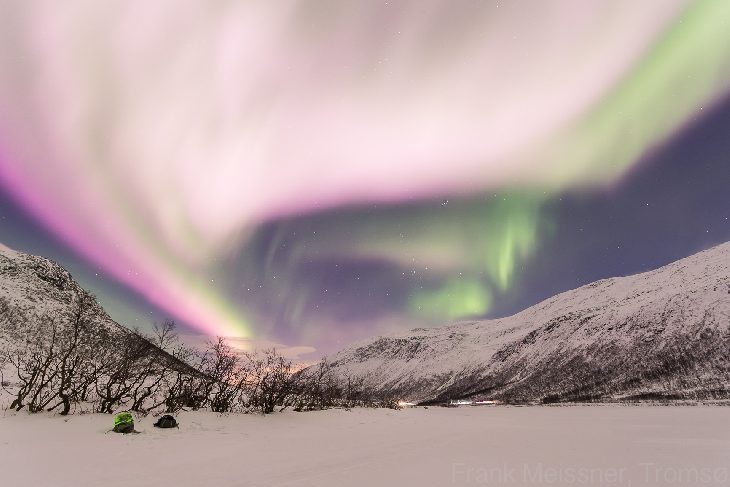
[1,1,730,357]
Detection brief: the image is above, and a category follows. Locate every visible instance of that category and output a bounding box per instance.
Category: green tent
[113,411,135,433]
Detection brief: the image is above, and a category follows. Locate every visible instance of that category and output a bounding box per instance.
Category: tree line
[0,293,395,416]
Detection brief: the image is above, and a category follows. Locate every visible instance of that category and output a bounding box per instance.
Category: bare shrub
[1,296,397,415]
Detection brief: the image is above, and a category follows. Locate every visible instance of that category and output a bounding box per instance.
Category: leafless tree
[47,292,98,414]
[242,348,298,414]
[194,337,243,413]
[1,308,62,412]
[92,329,154,413]
[1,295,400,415]
[292,359,341,411]
[129,320,188,412]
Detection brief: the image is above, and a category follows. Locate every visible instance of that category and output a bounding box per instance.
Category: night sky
[0,1,729,359]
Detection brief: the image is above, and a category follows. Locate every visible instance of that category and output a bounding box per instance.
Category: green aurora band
[405,0,730,322]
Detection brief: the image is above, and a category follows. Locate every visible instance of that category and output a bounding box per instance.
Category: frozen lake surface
[2,405,729,486]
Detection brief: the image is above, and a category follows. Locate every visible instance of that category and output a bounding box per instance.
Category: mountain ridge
[0,244,197,377]
[0,244,126,333]
[326,241,730,403]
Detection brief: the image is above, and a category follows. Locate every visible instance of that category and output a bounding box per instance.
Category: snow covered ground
[2,405,729,487]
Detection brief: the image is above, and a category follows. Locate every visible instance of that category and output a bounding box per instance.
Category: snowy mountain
[0,243,193,374]
[0,243,125,333]
[326,242,730,403]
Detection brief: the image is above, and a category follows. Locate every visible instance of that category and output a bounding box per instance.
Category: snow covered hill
[0,243,125,333]
[0,243,194,375]
[327,242,730,403]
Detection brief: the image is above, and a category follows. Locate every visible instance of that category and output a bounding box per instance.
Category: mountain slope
[327,242,730,403]
[0,244,194,374]
[0,243,126,333]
